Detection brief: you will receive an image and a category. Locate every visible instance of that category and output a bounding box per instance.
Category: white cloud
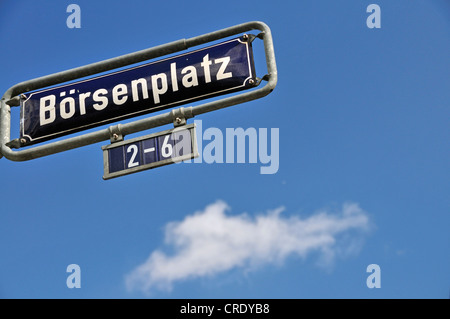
[125,200,372,293]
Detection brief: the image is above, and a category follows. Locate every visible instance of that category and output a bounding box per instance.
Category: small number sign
[102,124,198,180]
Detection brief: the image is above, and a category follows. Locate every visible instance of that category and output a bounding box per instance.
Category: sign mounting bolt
[20,138,26,144]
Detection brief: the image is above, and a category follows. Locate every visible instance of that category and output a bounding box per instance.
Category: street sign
[102,123,198,180]
[1,21,277,162]
[20,36,256,146]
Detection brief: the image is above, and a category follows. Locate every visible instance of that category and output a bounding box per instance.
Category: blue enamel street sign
[20,36,255,146]
[102,123,198,180]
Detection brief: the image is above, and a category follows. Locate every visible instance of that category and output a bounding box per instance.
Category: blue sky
[0,0,449,299]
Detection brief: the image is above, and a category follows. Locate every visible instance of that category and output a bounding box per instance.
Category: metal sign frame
[20,37,256,146]
[0,21,277,162]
